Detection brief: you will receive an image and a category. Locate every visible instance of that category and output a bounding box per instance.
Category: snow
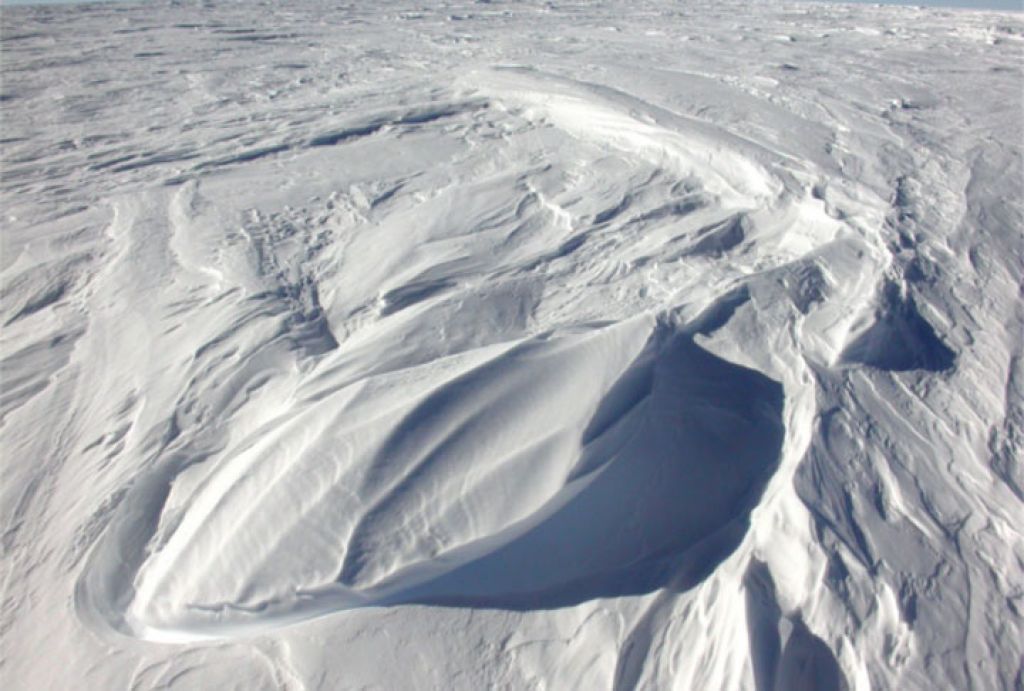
[1,0,1022,689]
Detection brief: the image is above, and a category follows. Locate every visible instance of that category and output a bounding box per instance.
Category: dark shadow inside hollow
[374,329,786,610]
[775,619,845,691]
[745,559,784,691]
[840,282,954,373]
[744,559,847,691]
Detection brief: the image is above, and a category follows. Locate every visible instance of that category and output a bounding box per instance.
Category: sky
[830,0,1022,10]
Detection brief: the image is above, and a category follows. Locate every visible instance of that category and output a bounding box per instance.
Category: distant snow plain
[1,1,1022,689]
[2,0,1023,9]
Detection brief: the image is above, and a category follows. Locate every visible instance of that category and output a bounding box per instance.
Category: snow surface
[1,1,1022,689]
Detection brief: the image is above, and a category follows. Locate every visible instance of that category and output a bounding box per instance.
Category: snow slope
[2,1,1022,689]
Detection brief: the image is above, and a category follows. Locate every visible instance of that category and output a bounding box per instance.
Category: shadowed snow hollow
[115,319,785,637]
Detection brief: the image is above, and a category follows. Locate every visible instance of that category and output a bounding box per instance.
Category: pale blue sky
[0,0,1020,9]
[832,0,1021,9]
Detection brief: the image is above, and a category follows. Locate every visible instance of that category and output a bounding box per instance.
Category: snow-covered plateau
[2,0,1022,688]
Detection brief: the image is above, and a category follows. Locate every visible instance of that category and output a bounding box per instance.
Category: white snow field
[2,0,1023,688]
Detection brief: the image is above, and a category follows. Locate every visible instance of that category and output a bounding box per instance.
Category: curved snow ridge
[73,68,883,643]
[86,314,785,641]
[462,67,786,207]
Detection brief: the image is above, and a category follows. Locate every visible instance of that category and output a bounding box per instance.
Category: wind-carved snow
[74,67,852,641]
[2,2,1021,690]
